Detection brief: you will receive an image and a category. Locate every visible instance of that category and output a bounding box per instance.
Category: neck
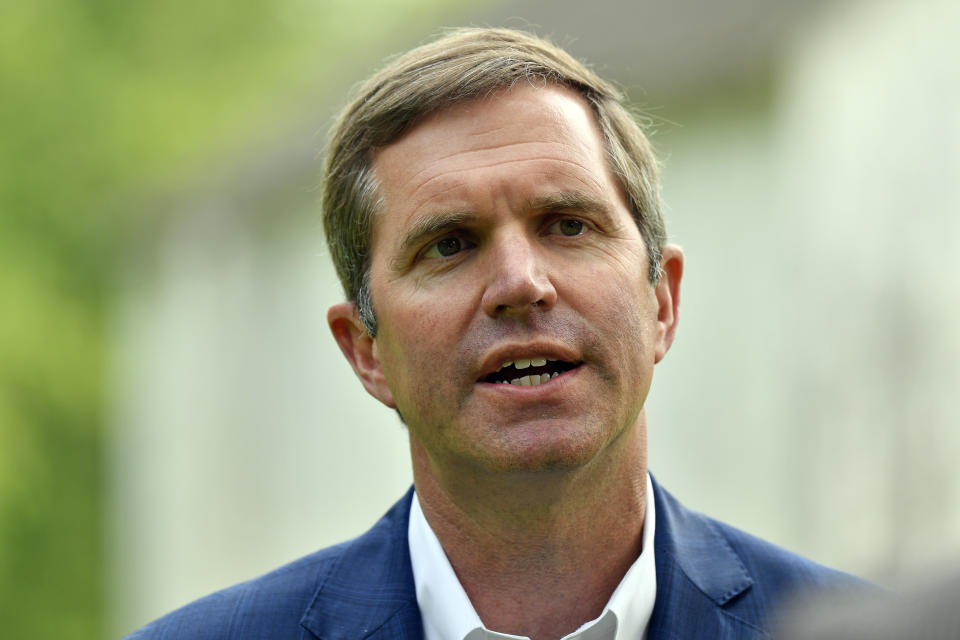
[410,412,649,640]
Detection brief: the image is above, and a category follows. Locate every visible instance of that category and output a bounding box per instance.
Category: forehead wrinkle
[408,154,602,204]
[398,134,574,189]
[402,181,465,219]
[543,167,610,198]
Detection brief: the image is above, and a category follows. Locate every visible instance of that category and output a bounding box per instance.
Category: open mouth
[481,358,580,386]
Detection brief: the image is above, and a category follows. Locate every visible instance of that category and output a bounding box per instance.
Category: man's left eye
[549,218,585,236]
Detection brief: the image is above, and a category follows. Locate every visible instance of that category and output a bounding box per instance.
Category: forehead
[370,84,622,234]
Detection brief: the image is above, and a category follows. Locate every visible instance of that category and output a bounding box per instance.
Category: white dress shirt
[408,474,657,640]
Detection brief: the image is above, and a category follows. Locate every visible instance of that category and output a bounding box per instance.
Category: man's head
[324,28,682,481]
[322,27,666,336]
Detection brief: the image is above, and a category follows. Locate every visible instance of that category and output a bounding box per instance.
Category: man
[126,28,863,640]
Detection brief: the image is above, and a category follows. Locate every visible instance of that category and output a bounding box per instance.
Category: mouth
[480,357,580,387]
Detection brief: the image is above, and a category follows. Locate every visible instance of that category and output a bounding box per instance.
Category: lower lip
[476,366,581,394]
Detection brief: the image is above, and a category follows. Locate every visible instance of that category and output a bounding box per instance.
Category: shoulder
[712,522,880,636]
[649,476,871,636]
[122,541,352,640]
[122,490,416,640]
[710,514,867,600]
[652,476,865,594]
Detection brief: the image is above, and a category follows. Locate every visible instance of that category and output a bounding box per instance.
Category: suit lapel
[298,480,770,639]
[300,489,424,640]
[648,476,769,639]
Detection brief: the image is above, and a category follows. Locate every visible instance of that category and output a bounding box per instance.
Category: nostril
[495,299,544,315]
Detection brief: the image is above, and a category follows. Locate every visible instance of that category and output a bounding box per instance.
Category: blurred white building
[109,0,960,634]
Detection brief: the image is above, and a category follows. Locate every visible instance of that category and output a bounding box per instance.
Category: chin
[462,419,616,475]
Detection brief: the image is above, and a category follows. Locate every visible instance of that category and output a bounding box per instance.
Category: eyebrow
[396,191,614,255]
[524,191,613,218]
[398,210,478,254]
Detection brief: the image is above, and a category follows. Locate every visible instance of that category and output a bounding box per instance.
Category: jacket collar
[300,488,423,640]
[648,475,765,639]
[299,478,766,640]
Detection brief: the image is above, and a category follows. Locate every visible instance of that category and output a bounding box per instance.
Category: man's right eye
[423,236,463,258]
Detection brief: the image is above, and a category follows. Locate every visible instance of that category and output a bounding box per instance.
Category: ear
[653,244,684,364]
[327,302,397,408]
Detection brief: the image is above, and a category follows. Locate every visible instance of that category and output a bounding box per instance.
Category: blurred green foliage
[0,0,456,636]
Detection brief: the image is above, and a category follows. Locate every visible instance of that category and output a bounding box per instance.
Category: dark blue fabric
[123,488,423,640]
[123,478,864,639]
[647,479,865,639]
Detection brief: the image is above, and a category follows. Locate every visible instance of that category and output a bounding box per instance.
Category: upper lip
[475,341,582,381]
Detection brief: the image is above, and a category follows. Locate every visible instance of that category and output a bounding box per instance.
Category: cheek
[380,275,480,348]
[584,276,659,363]
[374,304,465,406]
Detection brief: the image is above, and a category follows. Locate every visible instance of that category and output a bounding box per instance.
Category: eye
[548,218,585,237]
[423,236,465,258]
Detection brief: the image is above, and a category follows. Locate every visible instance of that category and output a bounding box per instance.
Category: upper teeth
[497,357,550,371]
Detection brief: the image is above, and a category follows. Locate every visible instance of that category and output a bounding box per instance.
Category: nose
[481,234,558,317]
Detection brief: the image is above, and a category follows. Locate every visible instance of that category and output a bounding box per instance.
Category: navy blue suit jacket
[124,477,862,639]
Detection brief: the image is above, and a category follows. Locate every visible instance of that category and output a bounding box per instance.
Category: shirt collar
[408,474,657,640]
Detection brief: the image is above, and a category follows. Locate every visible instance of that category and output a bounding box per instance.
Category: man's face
[331,85,680,480]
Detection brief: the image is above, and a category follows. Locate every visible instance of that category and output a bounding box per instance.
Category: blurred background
[1,0,958,637]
